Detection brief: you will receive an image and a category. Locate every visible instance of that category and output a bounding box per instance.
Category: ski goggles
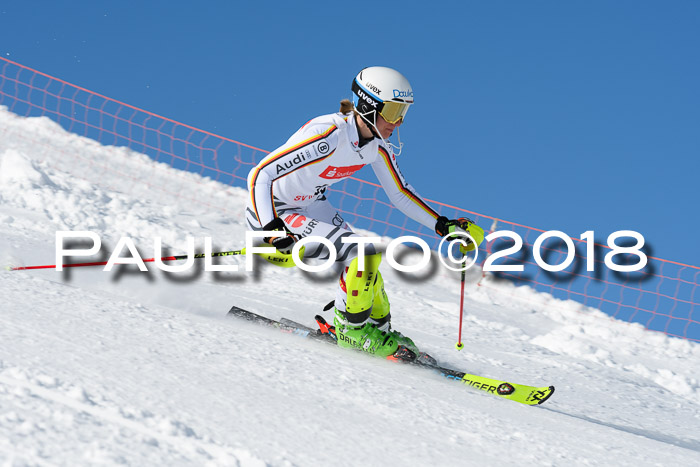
[379,101,411,124]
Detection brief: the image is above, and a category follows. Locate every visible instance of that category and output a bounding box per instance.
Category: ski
[227,305,555,405]
[226,305,334,343]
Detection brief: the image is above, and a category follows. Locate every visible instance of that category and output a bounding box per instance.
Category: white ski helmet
[352,66,413,126]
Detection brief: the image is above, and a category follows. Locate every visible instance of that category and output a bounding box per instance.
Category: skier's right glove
[434,216,485,253]
[262,217,297,255]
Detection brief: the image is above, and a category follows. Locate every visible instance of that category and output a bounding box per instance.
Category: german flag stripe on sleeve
[377,146,439,220]
[249,125,338,222]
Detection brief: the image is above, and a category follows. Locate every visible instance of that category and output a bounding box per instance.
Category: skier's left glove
[435,216,485,253]
[262,217,298,255]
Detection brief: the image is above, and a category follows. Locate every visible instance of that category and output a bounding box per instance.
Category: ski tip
[227,305,245,316]
[314,314,328,325]
[537,385,555,405]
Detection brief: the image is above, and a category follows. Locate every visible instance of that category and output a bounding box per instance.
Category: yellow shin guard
[345,253,382,323]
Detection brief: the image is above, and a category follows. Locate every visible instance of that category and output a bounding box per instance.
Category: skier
[246,66,484,358]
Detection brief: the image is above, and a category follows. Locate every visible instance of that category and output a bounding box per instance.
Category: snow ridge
[1,107,699,465]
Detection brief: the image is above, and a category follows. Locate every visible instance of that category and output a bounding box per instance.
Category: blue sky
[1,1,698,266]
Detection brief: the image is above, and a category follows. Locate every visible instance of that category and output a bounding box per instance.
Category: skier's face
[376,114,402,139]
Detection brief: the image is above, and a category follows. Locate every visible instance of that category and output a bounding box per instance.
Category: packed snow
[1,106,699,466]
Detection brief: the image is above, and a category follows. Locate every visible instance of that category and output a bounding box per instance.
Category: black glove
[435,216,484,253]
[262,217,297,254]
[435,216,474,237]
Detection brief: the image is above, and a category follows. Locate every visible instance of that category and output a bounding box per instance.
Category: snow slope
[1,107,699,466]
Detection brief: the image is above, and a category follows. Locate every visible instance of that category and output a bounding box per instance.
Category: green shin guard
[368,272,390,327]
[366,272,418,354]
[344,253,383,321]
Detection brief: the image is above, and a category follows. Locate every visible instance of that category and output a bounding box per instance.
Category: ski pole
[456,257,467,350]
[9,245,305,271]
[8,249,246,271]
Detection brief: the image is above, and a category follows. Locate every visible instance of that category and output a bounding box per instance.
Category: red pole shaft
[10,256,176,271]
[9,250,246,271]
[457,267,466,346]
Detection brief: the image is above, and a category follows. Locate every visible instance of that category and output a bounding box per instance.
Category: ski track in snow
[1,107,700,466]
